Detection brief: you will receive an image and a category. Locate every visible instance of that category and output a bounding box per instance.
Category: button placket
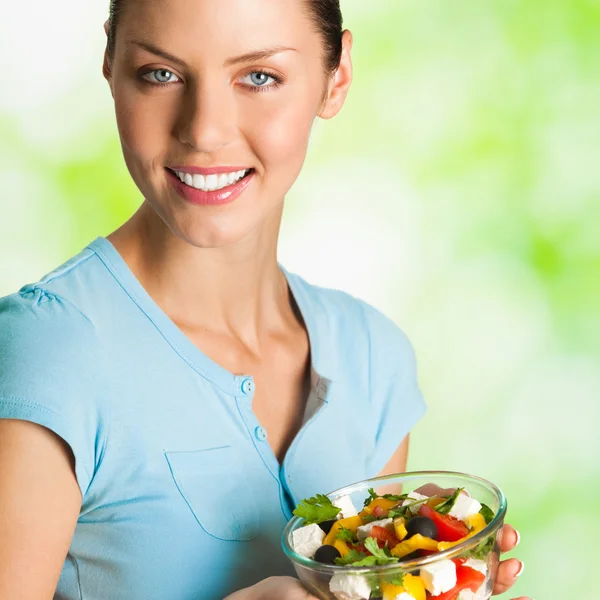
[240,377,254,396]
[254,426,268,442]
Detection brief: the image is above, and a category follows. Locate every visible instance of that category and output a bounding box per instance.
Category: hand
[229,576,318,600]
[494,523,528,599]
[414,484,529,600]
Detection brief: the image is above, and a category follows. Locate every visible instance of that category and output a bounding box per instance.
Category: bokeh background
[1,0,599,597]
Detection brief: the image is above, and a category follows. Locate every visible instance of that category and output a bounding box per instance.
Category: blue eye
[241,70,284,92]
[142,69,181,86]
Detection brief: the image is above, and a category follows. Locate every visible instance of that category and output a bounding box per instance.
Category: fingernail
[515,529,521,546]
[516,561,525,577]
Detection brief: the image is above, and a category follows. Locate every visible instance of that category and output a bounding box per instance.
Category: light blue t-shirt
[0,237,426,600]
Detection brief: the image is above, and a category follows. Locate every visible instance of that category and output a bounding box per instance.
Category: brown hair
[106,0,344,74]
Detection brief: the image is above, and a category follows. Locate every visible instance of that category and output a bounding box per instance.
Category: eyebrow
[126,41,297,68]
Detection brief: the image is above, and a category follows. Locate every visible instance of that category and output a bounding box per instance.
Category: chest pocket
[165,445,259,541]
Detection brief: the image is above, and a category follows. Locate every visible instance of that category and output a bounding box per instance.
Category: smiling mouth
[167,168,255,192]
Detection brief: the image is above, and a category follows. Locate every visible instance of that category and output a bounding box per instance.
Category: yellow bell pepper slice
[381,581,406,600]
[381,574,426,600]
[437,512,487,551]
[333,539,351,558]
[322,515,364,546]
[393,517,408,541]
[390,534,439,558]
[403,574,426,600]
[360,497,398,517]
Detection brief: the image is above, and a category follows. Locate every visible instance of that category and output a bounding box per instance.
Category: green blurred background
[1,0,599,598]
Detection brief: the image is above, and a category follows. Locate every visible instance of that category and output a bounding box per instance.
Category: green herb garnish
[363,488,379,507]
[434,488,465,515]
[334,549,370,566]
[479,504,495,524]
[381,493,409,502]
[383,573,405,587]
[466,535,495,560]
[336,526,354,543]
[293,494,340,525]
[362,489,408,508]
[363,537,400,565]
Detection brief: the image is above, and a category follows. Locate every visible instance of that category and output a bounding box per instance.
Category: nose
[175,81,237,153]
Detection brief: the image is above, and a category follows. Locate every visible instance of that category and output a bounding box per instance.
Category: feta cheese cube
[420,559,457,595]
[356,517,394,540]
[291,523,324,559]
[390,593,415,600]
[448,493,482,521]
[458,587,489,600]
[334,494,358,519]
[464,557,488,576]
[402,491,429,514]
[329,573,372,600]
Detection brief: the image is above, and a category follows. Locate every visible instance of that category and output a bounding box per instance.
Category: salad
[290,485,497,600]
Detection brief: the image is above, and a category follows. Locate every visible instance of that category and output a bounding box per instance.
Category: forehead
[119,0,316,55]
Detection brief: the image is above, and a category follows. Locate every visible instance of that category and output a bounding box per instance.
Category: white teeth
[192,173,205,188]
[174,168,250,192]
[205,174,218,190]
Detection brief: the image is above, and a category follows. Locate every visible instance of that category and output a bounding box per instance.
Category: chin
[172,217,261,249]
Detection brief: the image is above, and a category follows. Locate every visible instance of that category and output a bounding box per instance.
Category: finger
[493,558,524,595]
[498,524,520,553]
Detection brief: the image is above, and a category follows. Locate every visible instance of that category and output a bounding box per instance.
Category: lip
[168,165,252,175]
[165,167,255,206]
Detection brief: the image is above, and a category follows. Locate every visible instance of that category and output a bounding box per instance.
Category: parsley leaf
[361,514,379,524]
[350,555,379,567]
[336,526,354,543]
[363,488,379,507]
[381,493,409,502]
[363,537,400,565]
[293,494,340,525]
[383,574,405,587]
[479,504,495,524]
[466,535,495,561]
[388,506,411,519]
[334,549,369,566]
[434,488,465,515]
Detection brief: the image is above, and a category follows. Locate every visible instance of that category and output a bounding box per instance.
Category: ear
[102,20,115,98]
[318,29,353,120]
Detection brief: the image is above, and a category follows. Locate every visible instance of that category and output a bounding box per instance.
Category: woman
[0,0,528,598]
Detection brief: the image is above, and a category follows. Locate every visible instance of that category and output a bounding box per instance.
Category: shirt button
[240,378,254,395]
[254,426,268,442]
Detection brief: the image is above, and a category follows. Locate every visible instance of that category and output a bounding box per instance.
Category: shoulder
[0,247,109,496]
[0,247,103,399]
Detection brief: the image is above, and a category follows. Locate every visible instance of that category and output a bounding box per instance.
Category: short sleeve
[0,287,106,497]
[360,301,427,475]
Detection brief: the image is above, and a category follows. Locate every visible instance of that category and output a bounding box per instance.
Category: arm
[0,420,82,599]
[376,433,409,477]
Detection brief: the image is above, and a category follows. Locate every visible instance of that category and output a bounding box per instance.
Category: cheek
[113,82,175,162]
[244,91,316,170]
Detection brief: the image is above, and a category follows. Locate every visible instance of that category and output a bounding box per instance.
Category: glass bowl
[282,471,507,600]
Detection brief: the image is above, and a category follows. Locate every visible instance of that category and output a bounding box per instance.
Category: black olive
[369,595,383,599]
[318,519,337,534]
[313,544,341,565]
[405,516,438,540]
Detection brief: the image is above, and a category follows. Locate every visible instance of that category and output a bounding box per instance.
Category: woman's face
[104,0,352,249]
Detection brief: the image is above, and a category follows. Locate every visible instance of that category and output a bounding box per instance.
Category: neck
[107,202,295,343]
